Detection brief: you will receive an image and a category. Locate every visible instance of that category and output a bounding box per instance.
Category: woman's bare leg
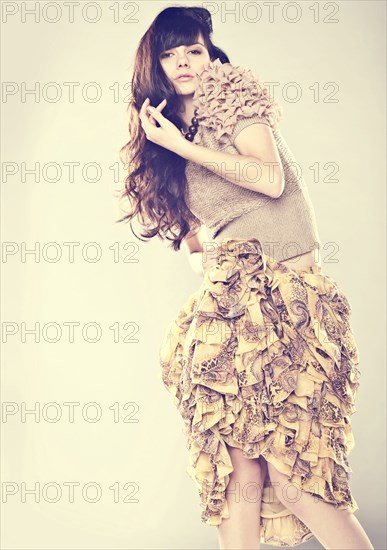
[266,460,374,550]
[216,444,267,550]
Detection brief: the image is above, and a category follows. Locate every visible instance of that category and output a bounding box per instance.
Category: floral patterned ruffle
[192,58,284,148]
[159,237,361,547]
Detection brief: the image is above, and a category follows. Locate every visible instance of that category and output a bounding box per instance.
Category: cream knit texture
[185,59,322,262]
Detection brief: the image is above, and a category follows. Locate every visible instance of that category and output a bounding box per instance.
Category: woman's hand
[139,98,186,154]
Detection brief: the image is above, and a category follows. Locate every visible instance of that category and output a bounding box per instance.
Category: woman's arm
[173,122,284,198]
[141,100,284,198]
[181,224,219,277]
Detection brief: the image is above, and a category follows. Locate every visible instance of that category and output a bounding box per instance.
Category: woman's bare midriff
[204,244,321,275]
[214,224,321,273]
[280,249,321,272]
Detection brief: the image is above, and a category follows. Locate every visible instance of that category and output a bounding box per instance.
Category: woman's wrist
[172,137,194,158]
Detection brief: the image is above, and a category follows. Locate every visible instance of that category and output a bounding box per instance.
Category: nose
[177,55,189,68]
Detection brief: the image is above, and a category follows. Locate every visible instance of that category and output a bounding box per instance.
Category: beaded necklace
[180,108,199,141]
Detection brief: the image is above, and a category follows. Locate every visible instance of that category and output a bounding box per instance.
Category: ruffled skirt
[159,237,361,547]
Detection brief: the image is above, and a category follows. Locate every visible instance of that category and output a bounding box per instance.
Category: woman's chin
[175,79,196,88]
[175,83,198,96]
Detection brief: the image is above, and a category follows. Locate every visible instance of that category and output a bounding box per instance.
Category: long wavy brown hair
[116,6,230,251]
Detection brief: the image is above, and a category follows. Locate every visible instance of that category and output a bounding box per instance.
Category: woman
[118,6,373,550]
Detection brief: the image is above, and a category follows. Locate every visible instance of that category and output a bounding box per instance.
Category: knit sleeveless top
[185,59,322,263]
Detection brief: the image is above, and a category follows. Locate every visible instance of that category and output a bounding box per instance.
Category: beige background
[1,0,386,548]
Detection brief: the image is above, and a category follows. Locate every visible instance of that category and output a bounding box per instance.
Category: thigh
[226,443,267,480]
[225,444,267,507]
[266,460,296,495]
[266,460,309,510]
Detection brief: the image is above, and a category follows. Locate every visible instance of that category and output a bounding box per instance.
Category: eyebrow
[162,42,204,52]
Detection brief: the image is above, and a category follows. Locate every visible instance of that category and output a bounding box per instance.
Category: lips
[175,74,194,80]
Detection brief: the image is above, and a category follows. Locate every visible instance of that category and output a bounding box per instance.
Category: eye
[160,49,202,59]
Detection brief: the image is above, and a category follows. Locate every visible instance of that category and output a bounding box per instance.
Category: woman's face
[158,32,211,95]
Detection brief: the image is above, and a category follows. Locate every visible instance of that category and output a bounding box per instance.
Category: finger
[139,97,150,124]
[148,99,167,125]
[140,97,157,128]
[156,98,167,112]
[146,104,163,123]
[139,97,150,116]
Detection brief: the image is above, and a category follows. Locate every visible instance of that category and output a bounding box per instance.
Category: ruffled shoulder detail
[192,58,283,147]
